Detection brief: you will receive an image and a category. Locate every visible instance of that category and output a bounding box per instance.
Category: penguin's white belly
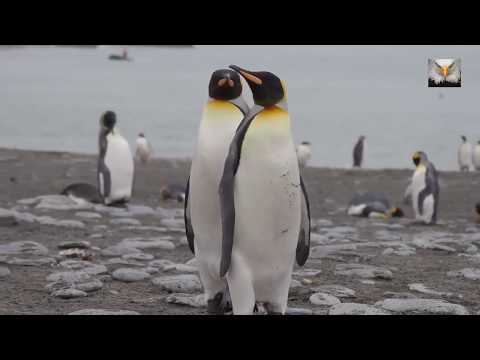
[105,134,134,202]
[297,146,311,167]
[473,146,480,170]
[189,101,244,275]
[233,111,301,301]
[347,204,366,216]
[136,139,151,162]
[459,144,472,169]
[411,169,426,219]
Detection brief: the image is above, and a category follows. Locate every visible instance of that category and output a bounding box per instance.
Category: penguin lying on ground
[61,183,102,204]
[409,151,440,225]
[218,65,310,315]
[185,69,249,314]
[97,111,135,206]
[347,192,404,219]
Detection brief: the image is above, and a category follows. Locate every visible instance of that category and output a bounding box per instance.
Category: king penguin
[135,133,153,164]
[297,141,312,168]
[185,69,249,314]
[472,140,480,171]
[353,136,365,168]
[218,65,311,315]
[97,111,135,206]
[458,135,472,172]
[410,151,440,225]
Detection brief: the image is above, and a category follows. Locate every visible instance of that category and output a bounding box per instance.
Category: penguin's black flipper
[219,106,263,278]
[296,175,311,266]
[184,176,195,254]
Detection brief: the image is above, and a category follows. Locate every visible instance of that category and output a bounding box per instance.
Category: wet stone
[122,253,154,261]
[375,298,469,315]
[0,241,49,256]
[311,285,356,299]
[447,268,480,281]
[408,283,454,298]
[52,289,88,299]
[328,303,391,315]
[0,266,11,278]
[69,309,140,315]
[335,263,393,280]
[152,274,202,294]
[383,292,418,299]
[112,268,151,283]
[5,257,56,266]
[309,293,341,307]
[163,264,198,274]
[75,212,102,219]
[285,307,313,315]
[166,293,206,308]
[110,218,142,226]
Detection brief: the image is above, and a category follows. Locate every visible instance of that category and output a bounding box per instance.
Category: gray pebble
[112,268,151,283]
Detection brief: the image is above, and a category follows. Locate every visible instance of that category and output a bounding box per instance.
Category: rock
[0,208,18,226]
[156,207,184,219]
[0,241,49,256]
[100,244,142,257]
[329,303,391,315]
[126,205,156,216]
[141,267,159,275]
[93,225,108,231]
[122,253,154,261]
[375,230,402,242]
[408,283,454,298]
[309,293,341,307]
[152,274,202,293]
[185,258,198,267]
[0,266,11,278]
[285,307,313,315]
[383,292,418,299]
[310,233,330,245]
[110,218,142,226]
[292,269,323,278]
[311,285,356,298]
[75,279,103,293]
[112,268,151,282]
[122,226,167,233]
[412,237,456,252]
[166,293,206,308]
[34,195,93,211]
[59,260,107,275]
[447,268,480,281]
[75,212,102,219]
[289,280,311,296]
[312,219,334,230]
[58,241,91,250]
[375,299,469,315]
[360,280,376,285]
[149,259,176,269]
[335,263,393,280]
[466,245,478,254]
[104,258,145,267]
[68,309,140,315]
[118,237,176,251]
[160,218,184,229]
[58,249,91,260]
[46,271,92,284]
[163,264,198,274]
[311,244,358,259]
[52,288,88,299]
[382,245,416,256]
[5,257,56,266]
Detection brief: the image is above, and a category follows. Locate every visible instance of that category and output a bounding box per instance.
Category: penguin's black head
[229,65,285,108]
[475,203,480,215]
[101,111,117,131]
[209,69,242,101]
[412,151,427,167]
[461,135,467,142]
[359,136,366,142]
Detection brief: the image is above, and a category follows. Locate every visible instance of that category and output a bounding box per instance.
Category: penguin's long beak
[229,65,263,85]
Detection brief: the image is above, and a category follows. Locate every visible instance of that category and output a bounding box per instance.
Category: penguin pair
[406,151,440,225]
[347,192,404,219]
[186,66,310,315]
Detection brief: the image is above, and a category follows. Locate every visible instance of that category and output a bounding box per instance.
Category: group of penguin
[64,65,472,315]
[458,135,480,172]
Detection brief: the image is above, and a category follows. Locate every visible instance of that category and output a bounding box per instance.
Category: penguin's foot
[206,291,232,315]
[264,303,283,315]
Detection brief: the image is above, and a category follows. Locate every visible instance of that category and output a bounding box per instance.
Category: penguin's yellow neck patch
[416,164,427,173]
[203,100,242,122]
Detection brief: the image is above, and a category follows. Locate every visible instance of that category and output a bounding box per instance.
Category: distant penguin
[61,183,102,204]
[185,69,249,314]
[348,192,404,219]
[475,202,480,223]
[472,140,480,171]
[353,136,365,168]
[297,141,312,168]
[218,65,310,315]
[458,135,472,172]
[97,111,135,206]
[135,133,153,164]
[410,151,440,225]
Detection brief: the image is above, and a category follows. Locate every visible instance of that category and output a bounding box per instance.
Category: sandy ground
[1,147,480,315]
